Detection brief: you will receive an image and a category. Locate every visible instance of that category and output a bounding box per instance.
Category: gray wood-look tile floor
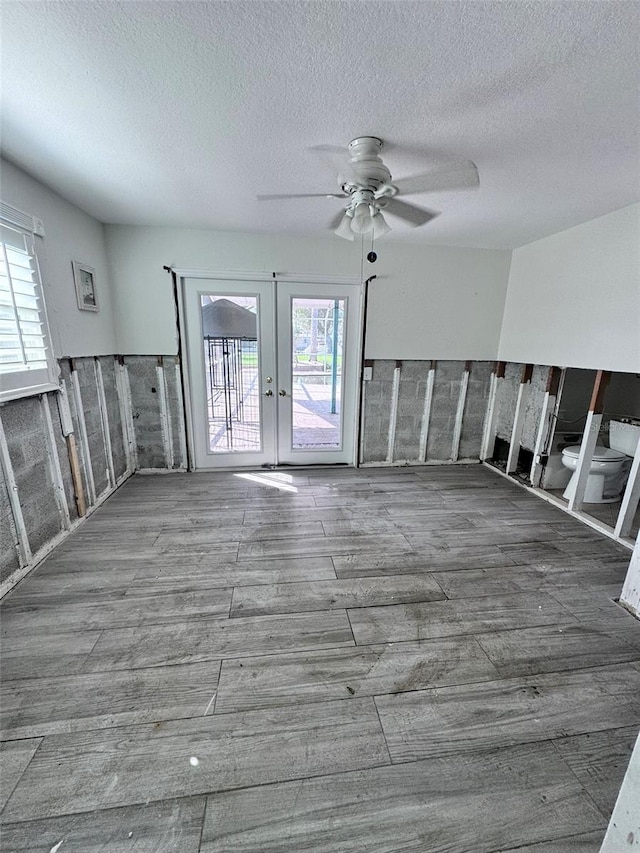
[1,464,639,852]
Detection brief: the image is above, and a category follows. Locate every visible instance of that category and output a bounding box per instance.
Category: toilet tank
[609,420,640,456]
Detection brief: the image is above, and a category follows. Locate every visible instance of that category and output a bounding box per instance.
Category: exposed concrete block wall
[361,360,395,463]
[0,463,20,583]
[495,362,524,442]
[1,397,62,556]
[520,365,551,452]
[98,357,128,481]
[126,356,185,471]
[163,356,187,469]
[127,356,167,470]
[458,361,494,459]
[392,360,426,463]
[0,354,186,594]
[426,361,467,461]
[360,360,493,465]
[74,358,111,498]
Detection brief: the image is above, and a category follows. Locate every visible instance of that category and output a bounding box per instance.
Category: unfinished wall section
[0,461,20,584]
[0,354,186,595]
[1,397,62,556]
[458,361,494,459]
[360,359,493,465]
[361,360,396,463]
[520,365,551,451]
[494,362,523,442]
[126,355,185,471]
[46,393,78,525]
[98,356,128,481]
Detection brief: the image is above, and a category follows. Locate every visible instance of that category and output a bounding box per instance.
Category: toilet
[561,419,640,504]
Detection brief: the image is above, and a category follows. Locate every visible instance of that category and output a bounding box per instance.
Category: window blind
[0,219,56,401]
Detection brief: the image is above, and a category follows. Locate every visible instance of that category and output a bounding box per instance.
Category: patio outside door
[182,276,361,469]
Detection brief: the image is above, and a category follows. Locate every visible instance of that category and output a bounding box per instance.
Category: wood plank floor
[1,464,639,852]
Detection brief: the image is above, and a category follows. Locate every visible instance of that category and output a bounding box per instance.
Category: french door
[181,275,362,469]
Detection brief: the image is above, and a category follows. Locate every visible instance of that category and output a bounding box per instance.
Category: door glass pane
[201,294,261,452]
[291,297,344,449]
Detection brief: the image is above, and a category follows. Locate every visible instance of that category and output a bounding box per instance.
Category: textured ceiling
[1,1,639,248]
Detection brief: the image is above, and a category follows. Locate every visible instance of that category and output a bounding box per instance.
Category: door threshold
[191,462,354,473]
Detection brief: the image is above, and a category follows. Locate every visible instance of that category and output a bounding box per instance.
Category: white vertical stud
[614,436,640,539]
[530,392,554,485]
[115,358,137,473]
[480,363,504,461]
[0,413,32,565]
[451,362,470,462]
[620,529,640,617]
[530,367,564,486]
[386,362,401,463]
[70,365,97,505]
[418,362,436,463]
[568,370,610,512]
[40,394,71,530]
[157,358,174,469]
[175,360,188,470]
[94,358,115,488]
[567,411,602,510]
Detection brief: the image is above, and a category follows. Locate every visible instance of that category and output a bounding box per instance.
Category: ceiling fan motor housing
[342,136,393,194]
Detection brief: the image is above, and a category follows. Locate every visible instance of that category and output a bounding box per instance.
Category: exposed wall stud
[418,360,436,463]
[451,362,471,462]
[70,364,97,505]
[157,357,174,469]
[40,393,71,530]
[568,370,611,511]
[115,357,137,473]
[614,435,640,539]
[530,366,563,486]
[480,362,504,460]
[60,377,86,517]
[175,360,188,469]
[0,412,32,565]
[66,433,86,517]
[57,383,74,436]
[620,529,640,617]
[94,358,116,488]
[506,364,533,473]
[386,361,402,463]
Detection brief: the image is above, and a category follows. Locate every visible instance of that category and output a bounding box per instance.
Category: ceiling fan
[257,137,479,240]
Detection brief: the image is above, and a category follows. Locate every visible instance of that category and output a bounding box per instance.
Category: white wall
[499,203,640,373]
[105,225,511,359]
[1,159,117,357]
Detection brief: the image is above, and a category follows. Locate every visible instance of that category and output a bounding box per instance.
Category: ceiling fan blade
[382,198,438,227]
[393,161,479,195]
[257,192,347,201]
[307,144,358,186]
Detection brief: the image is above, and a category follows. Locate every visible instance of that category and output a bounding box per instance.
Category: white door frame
[175,270,363,470]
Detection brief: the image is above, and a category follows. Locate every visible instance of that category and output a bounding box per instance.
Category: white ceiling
[1,1,639,249]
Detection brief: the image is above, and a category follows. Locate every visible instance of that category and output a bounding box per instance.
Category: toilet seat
[562,445,625,462]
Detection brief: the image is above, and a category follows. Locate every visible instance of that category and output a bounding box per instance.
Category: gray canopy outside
[201,298,257,339]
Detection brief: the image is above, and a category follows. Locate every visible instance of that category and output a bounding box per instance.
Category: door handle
[264,389,274,397]
[279,389,288,397]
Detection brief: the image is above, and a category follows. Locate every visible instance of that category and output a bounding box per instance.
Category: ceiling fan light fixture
[372,211,391,238]
[335,212,356,241]
[350,201,374,235]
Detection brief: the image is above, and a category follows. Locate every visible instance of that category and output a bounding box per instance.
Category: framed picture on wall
[72,261,99,312]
